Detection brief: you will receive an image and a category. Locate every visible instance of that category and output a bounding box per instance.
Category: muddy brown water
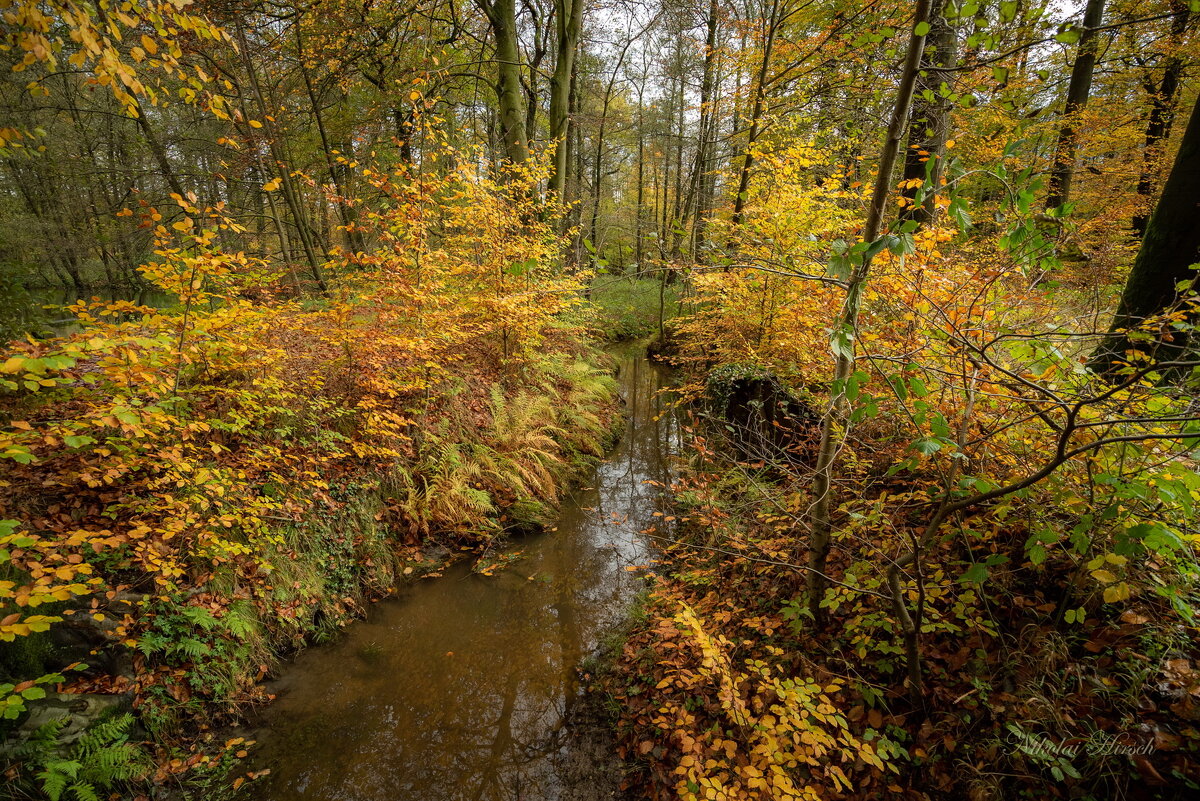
[246,347,678,801]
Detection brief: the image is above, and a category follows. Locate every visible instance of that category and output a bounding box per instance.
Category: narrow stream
[247,347,678,801]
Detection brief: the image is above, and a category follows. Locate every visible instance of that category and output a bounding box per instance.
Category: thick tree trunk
[1091,94,1200,372]
[1045,0,1106,211]
[547,0,583,195]
[899,0,956,226]
[480,0,530,165]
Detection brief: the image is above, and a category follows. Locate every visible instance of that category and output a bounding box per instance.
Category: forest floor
[597,335,1200,801]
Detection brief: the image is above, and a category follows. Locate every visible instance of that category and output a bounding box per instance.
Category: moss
[588,278,681,341]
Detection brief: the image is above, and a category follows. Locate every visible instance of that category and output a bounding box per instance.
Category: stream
[246,346,679,801]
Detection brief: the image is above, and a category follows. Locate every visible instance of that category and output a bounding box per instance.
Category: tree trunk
[235,20,325,290]
[807,0,931,619]
[480,0,530,165]
[1044,0,1106,211]
[692,0,721,258]
[635,88,646,271]
[547,0,583,195]
[899,0,956,226]
[1091,93,1200,372]
[1132,2,1190,236]
[730,0,780,228]
[297,24,366,255]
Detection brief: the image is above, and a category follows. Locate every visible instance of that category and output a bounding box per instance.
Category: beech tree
[1092,92,1200,372]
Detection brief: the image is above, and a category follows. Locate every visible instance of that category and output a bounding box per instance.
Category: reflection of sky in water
[250,348,678,801]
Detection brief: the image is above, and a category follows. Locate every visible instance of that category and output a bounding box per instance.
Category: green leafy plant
[6,713,151,801]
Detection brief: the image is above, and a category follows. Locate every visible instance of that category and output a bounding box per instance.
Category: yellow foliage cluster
[656,602,884,801]
[0,147,598,691]
[0,0,232,117]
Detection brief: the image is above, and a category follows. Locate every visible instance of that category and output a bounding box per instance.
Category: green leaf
[914,21,931,36]
[912,437,942,455]
[862,237,889,262]
[961,562,988,583]
[1055,28,1081,45]
[828,253,852,280]
[830,323,856,361]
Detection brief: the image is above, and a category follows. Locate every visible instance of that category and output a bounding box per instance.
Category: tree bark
[1044,0,1106,211]
[479,0,530,165]
[235,20,325,290]
[296,23,366,255]
[1091,93,1200,372]
[692,0,721,258]
[547,0,583,195]
[1132,2,1191,236]
[730,0,781,228]
[899,0,956,226]
[807,0,931,620]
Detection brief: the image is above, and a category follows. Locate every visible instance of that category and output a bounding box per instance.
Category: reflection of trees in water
[253,353,679,801]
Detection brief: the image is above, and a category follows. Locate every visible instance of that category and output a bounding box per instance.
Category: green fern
[13,712,151,801]
[37,758,80,801]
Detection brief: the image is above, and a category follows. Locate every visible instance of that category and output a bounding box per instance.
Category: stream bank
[241,346,679,800]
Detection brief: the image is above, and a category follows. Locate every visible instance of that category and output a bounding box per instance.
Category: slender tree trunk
[235,20,325,289]
[297,26,366,255]
[132,102,186,201]
[1045,0,1106,211]
[548,0,583,195]
[807,0,932,619]
[635,89,646,271]
[731,0,781,228]
[568,59,584,267]
[692,0,720,259]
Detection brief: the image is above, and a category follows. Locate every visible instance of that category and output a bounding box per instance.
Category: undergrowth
[588,276,681,342]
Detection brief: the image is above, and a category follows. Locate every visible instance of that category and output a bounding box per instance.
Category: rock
[15,693,129,746]
[419,544,451,565]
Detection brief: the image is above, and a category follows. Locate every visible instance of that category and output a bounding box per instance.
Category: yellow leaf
[1104,583,1131,603]
[248,120,263,129]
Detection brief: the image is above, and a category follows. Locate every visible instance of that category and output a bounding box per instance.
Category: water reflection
[25,287,176,338]
[248,346,678,801]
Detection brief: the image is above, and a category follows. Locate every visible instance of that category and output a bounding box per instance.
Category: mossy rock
[704,363,820,464]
